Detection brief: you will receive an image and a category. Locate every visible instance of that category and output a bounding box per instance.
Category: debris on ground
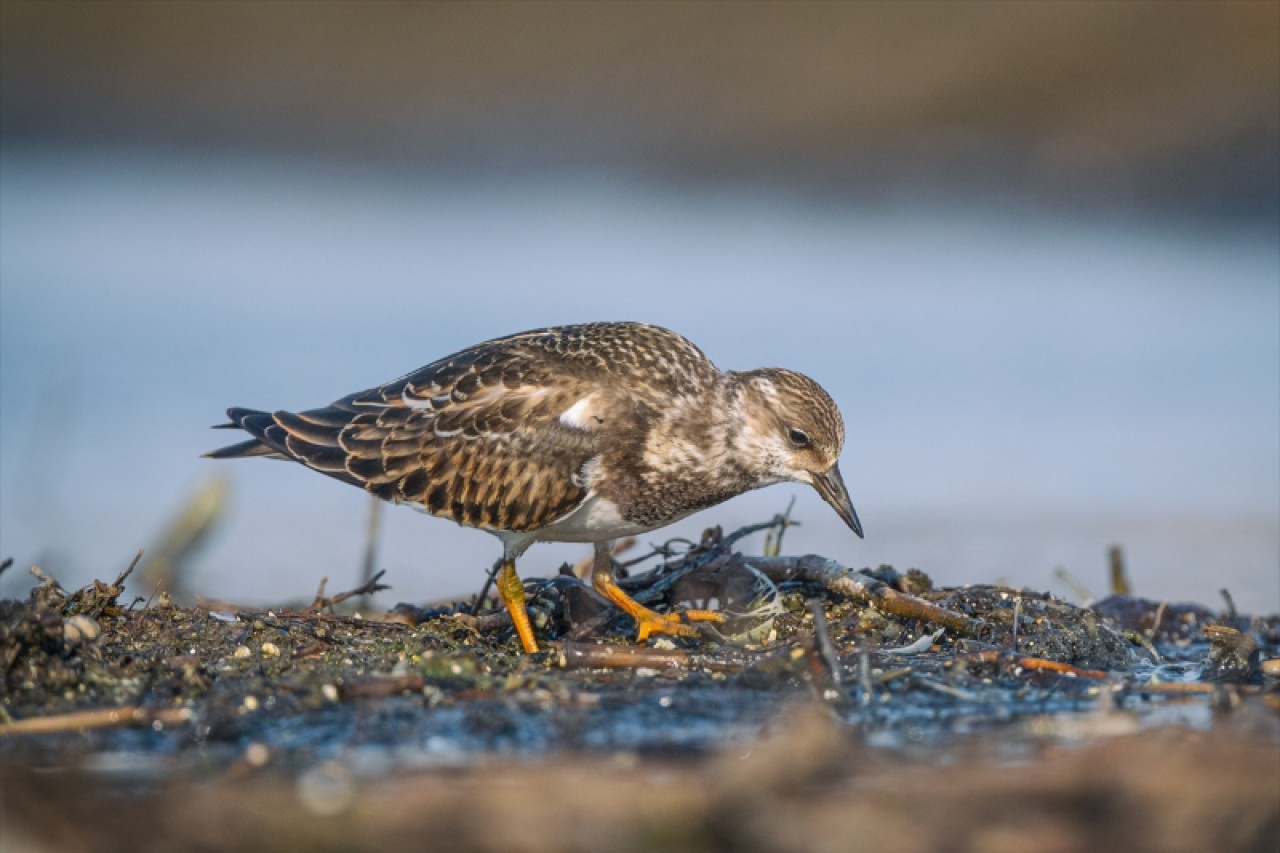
[2,516,1277,851]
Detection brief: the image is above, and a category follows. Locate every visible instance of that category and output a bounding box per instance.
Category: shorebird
[207,322,862,653]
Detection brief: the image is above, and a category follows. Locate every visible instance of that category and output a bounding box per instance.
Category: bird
[206,321,862,653]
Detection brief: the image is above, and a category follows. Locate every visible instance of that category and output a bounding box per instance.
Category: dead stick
[308,570,390,613]
[551,641,758,673]
[307,577,330,614]
[741,555,984,636]
[116,549,144,588]
[959,650,1107,679]
[0,706,191,737]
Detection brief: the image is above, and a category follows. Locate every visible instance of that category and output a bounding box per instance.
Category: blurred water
[1,148,1277,610]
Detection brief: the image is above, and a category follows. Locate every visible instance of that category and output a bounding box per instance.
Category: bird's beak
[812,464,863,538]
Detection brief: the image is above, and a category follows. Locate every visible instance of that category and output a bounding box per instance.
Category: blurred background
[1,1,1276,610]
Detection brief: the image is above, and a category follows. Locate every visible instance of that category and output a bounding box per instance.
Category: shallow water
[1,148,1277,610]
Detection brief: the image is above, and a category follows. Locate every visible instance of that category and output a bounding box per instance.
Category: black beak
[812,464,863,538]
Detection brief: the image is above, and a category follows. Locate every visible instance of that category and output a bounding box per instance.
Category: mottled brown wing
[341,380,597,532]
[209,322,719,530]
[214,341,602,532]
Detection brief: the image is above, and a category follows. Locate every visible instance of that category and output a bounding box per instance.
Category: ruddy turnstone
[207,322,862,653]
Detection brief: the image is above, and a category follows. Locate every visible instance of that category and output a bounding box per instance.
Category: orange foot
[633,607,726,644]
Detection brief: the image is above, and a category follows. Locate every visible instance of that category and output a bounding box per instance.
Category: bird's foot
[634,607,726,644]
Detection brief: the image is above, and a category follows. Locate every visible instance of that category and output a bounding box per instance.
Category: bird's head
[734,368,863,538]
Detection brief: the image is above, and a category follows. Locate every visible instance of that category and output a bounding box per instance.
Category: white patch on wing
[559,395,599,429]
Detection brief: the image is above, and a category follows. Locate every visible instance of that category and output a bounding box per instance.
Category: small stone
[321,684,340,703]
[234,645,251,658]
[261,642,280,657]
[243,695,259,711]
[245,742,270,766]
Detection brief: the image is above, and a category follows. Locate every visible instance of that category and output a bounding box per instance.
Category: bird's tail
[203,408,282,459]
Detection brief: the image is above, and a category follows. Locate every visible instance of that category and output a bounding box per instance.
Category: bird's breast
[534,492,657,543]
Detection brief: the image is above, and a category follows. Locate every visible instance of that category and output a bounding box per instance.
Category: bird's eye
[786,427,810,448]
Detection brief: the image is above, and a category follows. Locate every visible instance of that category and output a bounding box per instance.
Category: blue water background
[2,149,1276,610]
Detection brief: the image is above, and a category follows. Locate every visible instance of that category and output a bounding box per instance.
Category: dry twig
[306,570,390,614]
[740,554,983,636]
[958,649,1108,679]
[552,640,764,673]
[0,706,191,737]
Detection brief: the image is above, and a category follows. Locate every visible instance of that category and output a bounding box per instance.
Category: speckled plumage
[208,321,862,650]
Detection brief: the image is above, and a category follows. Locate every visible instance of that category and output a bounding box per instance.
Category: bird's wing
[226,339,606,532]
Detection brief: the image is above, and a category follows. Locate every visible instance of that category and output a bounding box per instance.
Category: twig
[762,496,798,558]
[1052,566,1093,603]
[1219,588,1239,620]
[1147,599,1169,639]
[1124,630,1162,662]
[1011,595,1022,653]
[116,549,144,589]
[306,570,390,614]
[719,514,795,553]
[741,555,984,637]
[29,565,64,592]
[469,560,502,617]
[616,537,695,570]
[0,706,192,736]
[809,600,843,688]
[307,577,329,613]
[958,649,1107,679]
[857,651,874,708]
[551,640,763,673]
[0,557,13,579]
[1108,545,1130,595]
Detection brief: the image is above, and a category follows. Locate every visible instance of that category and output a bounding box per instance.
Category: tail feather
[203,437,279,460]
[204,405,362,487]
[205,408,276,459]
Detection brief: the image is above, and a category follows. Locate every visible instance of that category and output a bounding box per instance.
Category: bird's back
[207,322,719,534]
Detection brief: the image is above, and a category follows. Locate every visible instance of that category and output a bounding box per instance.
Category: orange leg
[494,558,539,654]
[590,544,724,643]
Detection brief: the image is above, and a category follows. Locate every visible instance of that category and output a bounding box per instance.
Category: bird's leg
[590,541,724,643]
[494,558,539,653]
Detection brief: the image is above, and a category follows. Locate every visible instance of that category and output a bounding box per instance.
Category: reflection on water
[1,149,1276,610]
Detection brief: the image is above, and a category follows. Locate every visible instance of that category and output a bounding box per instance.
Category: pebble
[245,742,270,767]
[261,642,280,657]
[234,645,251,659]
